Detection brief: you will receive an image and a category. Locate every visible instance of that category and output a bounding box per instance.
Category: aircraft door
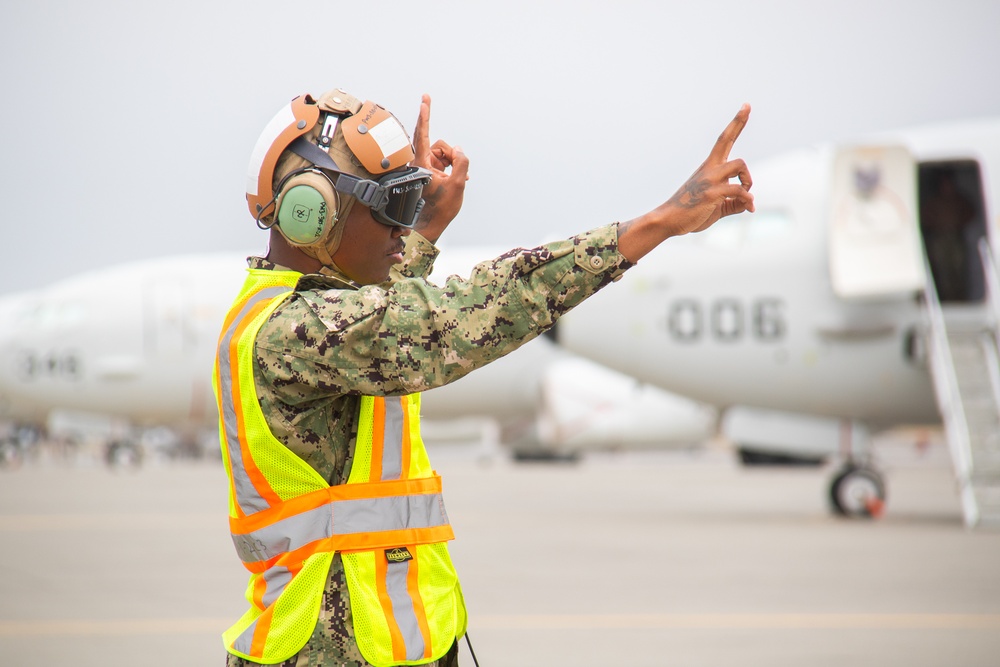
[829,145,926,299]
[917,160,987,303]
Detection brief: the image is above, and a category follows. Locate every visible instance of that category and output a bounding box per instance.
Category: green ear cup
[277,184,330,245]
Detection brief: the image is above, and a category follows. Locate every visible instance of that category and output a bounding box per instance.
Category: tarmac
[1,436,999,667]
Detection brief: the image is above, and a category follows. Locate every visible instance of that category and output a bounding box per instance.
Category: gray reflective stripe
[333,494,446,536]
[227,569,291,655]
[233,492,448,564]
[380,397,405,480]
[262,566,292,608]
[233,502,333,563]
[385,559,426,661]
[218,285,292,515]
[232,617,257,656]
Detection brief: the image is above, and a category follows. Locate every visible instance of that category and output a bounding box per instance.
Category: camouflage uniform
[226,223,630,666]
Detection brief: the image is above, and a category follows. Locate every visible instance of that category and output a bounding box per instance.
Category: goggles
[329,166,432,229]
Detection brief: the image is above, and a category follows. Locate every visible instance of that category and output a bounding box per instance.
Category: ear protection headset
[271,169,340,246]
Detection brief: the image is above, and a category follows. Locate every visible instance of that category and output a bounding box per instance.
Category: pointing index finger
[709,103,751,164]
[413,94,432,161]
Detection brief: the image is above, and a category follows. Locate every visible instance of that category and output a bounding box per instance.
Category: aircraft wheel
[105,441,143,470]
[829,465,886,518]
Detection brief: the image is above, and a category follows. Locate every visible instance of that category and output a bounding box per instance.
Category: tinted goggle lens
[372,169,430,228]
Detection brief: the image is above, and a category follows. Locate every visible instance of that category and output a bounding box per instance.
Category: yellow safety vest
[213,268,467,665]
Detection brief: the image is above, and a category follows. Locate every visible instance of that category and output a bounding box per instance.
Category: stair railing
[922,249,978,526]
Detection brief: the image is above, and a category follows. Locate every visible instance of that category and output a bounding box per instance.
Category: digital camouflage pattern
[230,223,630,665]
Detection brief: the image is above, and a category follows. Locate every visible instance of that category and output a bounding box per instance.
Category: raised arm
[411,94,470,244]
[618,104,754,263]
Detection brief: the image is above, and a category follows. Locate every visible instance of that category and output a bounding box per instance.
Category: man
[215,87,753,667]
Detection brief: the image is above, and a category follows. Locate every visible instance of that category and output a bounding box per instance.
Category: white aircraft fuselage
[0,250,711,456]
[0,255,247,431]
[557,118,1000,432]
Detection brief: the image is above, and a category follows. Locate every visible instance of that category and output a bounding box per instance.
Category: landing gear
[105,440,143,469]
[0,439,21,470]
[829,464,886,518]
[0,425,41,470]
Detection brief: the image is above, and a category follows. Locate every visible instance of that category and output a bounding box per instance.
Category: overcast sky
[2,0,999,295]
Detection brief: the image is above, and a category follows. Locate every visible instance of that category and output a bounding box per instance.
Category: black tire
[829,465,886,518]
[105,441,143,469]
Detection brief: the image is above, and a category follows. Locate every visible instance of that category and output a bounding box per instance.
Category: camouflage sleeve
[257,223,631,397]
[389,231,439,280]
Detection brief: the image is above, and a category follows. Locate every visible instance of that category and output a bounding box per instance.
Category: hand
[619,104,754,262]
[411,94,470,243]
[665,103,754,234]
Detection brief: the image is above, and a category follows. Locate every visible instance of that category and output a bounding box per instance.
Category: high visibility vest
[213,268,467,665]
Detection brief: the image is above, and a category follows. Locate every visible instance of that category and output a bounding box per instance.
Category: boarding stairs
[923,239,1000,528]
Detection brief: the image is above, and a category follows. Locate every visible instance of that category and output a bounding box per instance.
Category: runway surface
[1,438,999,666]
